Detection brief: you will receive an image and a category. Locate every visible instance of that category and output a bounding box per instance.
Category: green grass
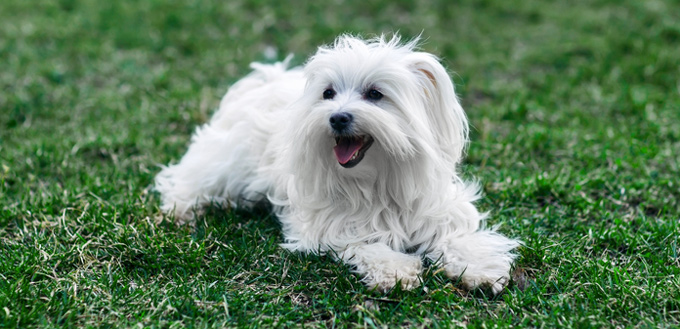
[1,0,679,327]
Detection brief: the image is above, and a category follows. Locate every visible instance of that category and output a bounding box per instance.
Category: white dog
[155,34,520,293]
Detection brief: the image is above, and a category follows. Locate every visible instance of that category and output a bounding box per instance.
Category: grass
[1,0,679,327]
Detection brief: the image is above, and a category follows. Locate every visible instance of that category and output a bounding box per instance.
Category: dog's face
[291,35,468,176]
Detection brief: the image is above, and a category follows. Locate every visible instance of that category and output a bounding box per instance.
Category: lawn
[1,0,679,327]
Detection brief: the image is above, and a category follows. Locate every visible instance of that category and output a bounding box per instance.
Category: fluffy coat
[155,35,520,293]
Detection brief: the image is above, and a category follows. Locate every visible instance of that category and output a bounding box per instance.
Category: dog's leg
[155,124,261,222]
[428,230,519,294]
[339,243,423,292]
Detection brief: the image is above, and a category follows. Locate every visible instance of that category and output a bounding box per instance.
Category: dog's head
[291,34,468,176]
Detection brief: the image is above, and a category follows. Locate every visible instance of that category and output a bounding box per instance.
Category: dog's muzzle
[329,112,373,168]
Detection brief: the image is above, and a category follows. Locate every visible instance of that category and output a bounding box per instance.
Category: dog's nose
[329,112,353,132]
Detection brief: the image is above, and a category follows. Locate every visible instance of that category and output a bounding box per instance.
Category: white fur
[155,35,520,293]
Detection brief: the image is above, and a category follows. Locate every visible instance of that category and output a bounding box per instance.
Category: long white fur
[155,34,520,293]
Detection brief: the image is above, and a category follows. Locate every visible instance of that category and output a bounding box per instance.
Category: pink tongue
[333,137,363,164]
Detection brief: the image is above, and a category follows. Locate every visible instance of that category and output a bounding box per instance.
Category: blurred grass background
[1,0,679,327]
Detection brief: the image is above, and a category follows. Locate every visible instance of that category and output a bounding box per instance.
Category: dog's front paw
[362,255,423,292]
[433,231,519,294]
[340,243,424,292]
[444,262,511,294]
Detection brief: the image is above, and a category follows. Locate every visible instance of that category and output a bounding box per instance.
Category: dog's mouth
[333,135,374,168]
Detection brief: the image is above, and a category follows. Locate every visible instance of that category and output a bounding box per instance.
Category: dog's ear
[408,53,469,167]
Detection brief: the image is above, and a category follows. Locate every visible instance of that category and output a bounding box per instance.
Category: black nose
[329,112,353,132]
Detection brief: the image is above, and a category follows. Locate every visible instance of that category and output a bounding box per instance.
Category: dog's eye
[365,89,383,101]
[323,89,336,100]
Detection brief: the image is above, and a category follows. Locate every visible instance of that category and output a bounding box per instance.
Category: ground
[1,0,679,327]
